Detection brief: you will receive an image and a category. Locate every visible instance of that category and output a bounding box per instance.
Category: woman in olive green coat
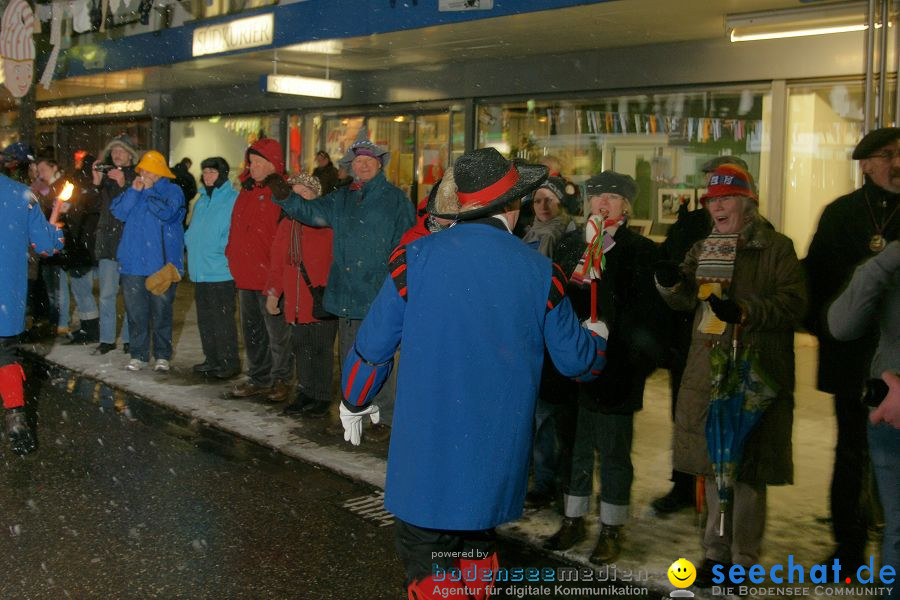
[655,164,807,584]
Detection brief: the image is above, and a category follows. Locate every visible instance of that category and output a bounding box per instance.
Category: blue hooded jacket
[184,182,237,282]
[111,177,185,277]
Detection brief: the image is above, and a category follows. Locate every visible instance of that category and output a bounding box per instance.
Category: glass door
[367,115,416,200]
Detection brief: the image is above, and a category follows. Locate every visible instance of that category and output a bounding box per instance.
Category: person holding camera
[827,239,899,583]
[92,135,138,355]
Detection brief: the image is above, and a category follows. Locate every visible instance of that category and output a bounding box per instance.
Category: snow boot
[66,318,99,345]
[457,553,499,600]
[407,574,470,600]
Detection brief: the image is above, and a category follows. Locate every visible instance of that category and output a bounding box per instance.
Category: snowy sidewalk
[24,282,855,599]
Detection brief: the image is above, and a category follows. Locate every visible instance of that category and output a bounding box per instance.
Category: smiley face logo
[668,558,696,588]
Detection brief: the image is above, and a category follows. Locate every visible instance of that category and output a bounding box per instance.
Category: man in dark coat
[171,157,197,225]
[804,127,900,569]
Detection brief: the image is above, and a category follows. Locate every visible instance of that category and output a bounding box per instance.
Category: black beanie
[200,156,230,190]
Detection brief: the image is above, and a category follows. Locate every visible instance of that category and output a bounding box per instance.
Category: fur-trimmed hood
[98,135,139,166]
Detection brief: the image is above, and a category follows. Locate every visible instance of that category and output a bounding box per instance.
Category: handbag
[145,224,181,296]
[298,261,334,320]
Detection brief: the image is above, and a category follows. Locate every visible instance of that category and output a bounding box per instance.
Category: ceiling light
[264,74,342,99]
[726,2,877,42]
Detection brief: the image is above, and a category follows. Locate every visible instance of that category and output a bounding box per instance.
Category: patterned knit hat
[701,164,758,203]
[286,172,322,197]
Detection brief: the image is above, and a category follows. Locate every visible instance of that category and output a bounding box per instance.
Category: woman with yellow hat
[110,150,186,372]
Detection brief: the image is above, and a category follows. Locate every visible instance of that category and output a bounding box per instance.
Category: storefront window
[310,110,460,204]
[783,82,869,254]
[169,114,280,185]
[478,90,769,230]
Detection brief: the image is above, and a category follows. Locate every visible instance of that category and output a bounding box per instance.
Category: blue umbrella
[705,331,778,535]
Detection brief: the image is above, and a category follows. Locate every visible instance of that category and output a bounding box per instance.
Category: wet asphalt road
[0,362,654,600]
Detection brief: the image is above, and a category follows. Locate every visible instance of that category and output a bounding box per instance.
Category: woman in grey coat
[655,164,806,585]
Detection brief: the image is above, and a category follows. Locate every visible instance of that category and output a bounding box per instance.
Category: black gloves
[653,260,682,288]
[264,174,291,201]
[708,294,744,324]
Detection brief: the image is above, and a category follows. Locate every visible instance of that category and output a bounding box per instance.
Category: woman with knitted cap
[264,172,336,418]
[543,171,668,565]
[654,164,806,586]
[184,157,240,380]
[110,150,185,373]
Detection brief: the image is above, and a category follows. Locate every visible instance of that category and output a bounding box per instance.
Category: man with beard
[805,127,900,569]
[91,135,139,355]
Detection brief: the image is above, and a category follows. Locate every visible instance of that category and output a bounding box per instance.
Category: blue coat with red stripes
[343,218,606,531]
[0,175,64,337]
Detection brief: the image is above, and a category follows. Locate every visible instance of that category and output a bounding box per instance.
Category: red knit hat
[701,164,758,203]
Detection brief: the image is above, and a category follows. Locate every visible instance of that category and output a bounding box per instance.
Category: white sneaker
[126,359,147,371]
[153,359,171,372]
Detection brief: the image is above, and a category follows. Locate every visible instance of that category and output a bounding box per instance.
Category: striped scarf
[570,215,624,285]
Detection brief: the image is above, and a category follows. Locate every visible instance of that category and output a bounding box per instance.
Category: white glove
[339,403,381,446]
[582,319,609,340]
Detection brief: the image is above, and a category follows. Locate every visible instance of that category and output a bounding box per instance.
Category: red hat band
[456,166,520,208]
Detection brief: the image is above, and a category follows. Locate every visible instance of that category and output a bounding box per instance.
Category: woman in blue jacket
[111,151,185,372]
[184,157,239,379]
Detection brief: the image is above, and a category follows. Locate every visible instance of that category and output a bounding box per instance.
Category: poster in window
[657,188,694,224]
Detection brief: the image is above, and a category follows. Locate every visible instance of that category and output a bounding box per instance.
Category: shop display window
[477,90,769,233]
[303,109,463,204]
[783,82,895,254]
[169,113,280,186]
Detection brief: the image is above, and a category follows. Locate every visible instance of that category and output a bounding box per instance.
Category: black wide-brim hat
[431,147,548,221]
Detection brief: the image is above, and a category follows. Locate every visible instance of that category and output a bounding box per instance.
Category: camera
[94,163,116,173]
[864,378,889,408]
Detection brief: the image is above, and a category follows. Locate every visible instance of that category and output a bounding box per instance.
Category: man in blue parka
[340,148,608,600]
[266,137,415,435]
[0,172,64,455]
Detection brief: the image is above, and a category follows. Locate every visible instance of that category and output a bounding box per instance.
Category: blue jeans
[68,268,99,320]
[532,398,558,495]
[98,259,128,344]
[41,265,68,328]
[868,420,899,589]
[121,274,177,362]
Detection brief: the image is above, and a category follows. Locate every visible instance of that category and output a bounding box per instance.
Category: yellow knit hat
[135,150,176,179]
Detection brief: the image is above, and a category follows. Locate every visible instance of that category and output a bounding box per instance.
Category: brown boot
[227,381,270,399]
[543,517,586,551]
[589,523,624,565]
[264,380,291,403]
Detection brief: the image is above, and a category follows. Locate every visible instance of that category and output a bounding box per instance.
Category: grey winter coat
[657,218,807,485]
[828,240,900,379]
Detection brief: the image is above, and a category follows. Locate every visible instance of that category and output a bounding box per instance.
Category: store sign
[265,74,342,99]
[36,99,146,119]
[438,0,493,11]
[192,13,273,57]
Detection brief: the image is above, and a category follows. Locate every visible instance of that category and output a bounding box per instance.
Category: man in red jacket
[224,139,293,402]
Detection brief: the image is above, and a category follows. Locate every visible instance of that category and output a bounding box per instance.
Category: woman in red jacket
[265,173,336,417]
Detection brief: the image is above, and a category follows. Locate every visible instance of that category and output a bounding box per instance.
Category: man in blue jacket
[0,172,64,455]
[340,148,608,600]
[267,138,415,436]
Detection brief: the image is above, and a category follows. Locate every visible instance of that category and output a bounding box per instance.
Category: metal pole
[895,0,900,125]
[878,0,889,127]
[865,0,877,132]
